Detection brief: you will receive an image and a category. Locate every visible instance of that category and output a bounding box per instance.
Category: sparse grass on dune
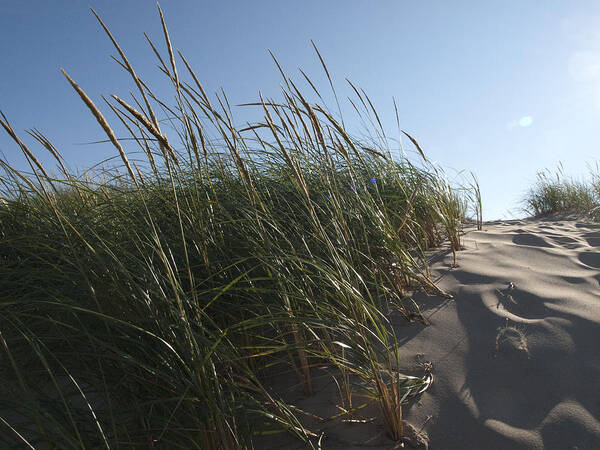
[0,6,477,449]
[524,164,600,219]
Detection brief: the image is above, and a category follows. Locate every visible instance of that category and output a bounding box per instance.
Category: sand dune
[398,217,600,449]
[261,217,600,449]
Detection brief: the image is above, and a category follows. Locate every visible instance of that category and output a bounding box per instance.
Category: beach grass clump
[469,172,483,230]
[0,6,477,448]
[524,165,599,218]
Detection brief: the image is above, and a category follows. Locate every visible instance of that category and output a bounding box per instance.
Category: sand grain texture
[398,218,600,449]
[260,218,600,449]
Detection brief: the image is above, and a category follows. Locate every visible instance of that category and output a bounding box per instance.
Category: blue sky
[1,1,600,219]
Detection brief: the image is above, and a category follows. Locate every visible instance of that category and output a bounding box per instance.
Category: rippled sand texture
[260,218,600,449]
[401,218,600,449]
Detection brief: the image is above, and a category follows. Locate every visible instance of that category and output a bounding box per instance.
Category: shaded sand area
[260,218,600,449]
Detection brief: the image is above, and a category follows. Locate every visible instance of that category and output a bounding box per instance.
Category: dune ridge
[397,217,600,449]
[262,217,600,449]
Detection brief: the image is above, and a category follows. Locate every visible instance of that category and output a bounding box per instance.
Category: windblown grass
[0,6,478,448]
[524,164,599,219]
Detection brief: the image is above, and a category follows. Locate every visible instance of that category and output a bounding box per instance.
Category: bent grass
[0,5,478,448]
[524,164,599,218]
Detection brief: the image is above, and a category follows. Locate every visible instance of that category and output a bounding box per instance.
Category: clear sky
[1,1,600,219]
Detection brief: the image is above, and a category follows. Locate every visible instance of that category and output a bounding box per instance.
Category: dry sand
[259,217,600,449]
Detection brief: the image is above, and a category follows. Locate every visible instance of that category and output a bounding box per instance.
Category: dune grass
[524,164,600,219]
[0,6,478,448]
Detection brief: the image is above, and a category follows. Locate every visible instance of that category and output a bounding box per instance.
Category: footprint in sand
[584,232,600,247]
[512,233,553,248]
[578,251,600,269]
[548,235,582,249]
[576,222,600,230]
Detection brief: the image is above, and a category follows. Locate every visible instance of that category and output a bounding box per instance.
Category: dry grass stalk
[0,113,53,183]
[0,7,479,448]
[90,8,160,132]
[110,94,178,164]
[61,69,138,186]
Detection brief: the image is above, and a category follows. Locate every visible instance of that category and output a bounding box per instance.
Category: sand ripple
[400,218,600,449]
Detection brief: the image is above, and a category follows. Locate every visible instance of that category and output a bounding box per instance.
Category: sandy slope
[260,217,600,449]
[398,217,600,449]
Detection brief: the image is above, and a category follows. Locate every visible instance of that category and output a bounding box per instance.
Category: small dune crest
[392,217,600,449]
